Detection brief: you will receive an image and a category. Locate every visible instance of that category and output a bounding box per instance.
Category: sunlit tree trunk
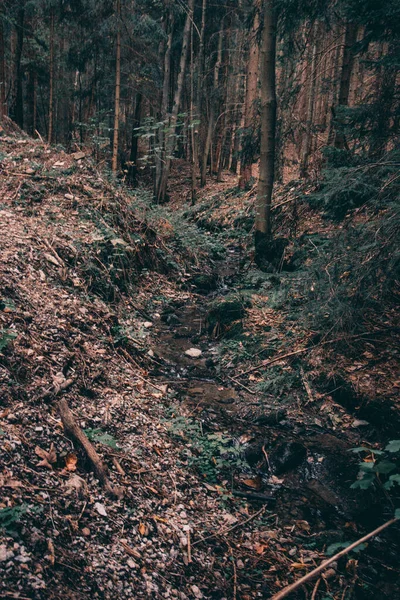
[112,0,121,173]
[239,3,260,189]
[255,0,276,253]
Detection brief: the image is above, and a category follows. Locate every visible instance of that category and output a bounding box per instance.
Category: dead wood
[57,398,122,498]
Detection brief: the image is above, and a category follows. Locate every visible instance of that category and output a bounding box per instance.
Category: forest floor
[1,123,399,600]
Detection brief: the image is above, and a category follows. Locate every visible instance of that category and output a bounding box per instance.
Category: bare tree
[255,0,277,255]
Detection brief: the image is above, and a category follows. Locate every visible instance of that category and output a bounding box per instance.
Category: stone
[184,348,202,358]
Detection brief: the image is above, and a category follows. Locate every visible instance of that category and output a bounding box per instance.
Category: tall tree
[239,3,260,189]
[255,0,277,257]
[112,0,121,173]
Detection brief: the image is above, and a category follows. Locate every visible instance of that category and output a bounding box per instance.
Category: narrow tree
[239,3,260,189]
[112,0,121,173]
[255,0,277,257]
[48,5,55,143]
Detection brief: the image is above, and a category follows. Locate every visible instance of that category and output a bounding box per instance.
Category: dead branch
[58,398,122,498]
[269,517,398,600]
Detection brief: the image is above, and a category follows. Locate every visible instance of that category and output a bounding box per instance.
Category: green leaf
[326,541,367,556]
[385,440,400,453]
[351,473,375,489]
[0,329,17,352]
[373,461,396,475]
[84,428,118,449]
[350,447,383,455]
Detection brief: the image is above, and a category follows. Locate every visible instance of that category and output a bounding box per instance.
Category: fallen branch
[269,517,398,600]
[58,398,122,498]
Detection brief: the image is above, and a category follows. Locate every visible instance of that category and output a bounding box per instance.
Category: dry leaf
[254,542,268,555]
[242,477,262,490]
[291,563,308,569]
[65,452,78,471]
[35,444,57,469]
[138,523,148,536]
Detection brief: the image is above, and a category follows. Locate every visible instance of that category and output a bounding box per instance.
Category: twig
[228,543,238,600]
[187,530,192,564]
[193,505,267,546]
[311,578,321,600]
[225,374,256,395]
[300,367,314,403]
[269,517,398,600]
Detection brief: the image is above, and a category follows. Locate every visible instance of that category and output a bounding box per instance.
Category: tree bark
[200,21,224,187]
[112,0,122,173]
[255,0,276,252]
[0,4,6,119]
[128,91,142,185]
[12,3,25,129]
[299,23,318,177]
[332,22,357,149]
[48,8,55,143]
[239,3,260,189]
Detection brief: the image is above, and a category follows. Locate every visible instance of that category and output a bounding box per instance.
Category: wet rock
[270,441,307,474]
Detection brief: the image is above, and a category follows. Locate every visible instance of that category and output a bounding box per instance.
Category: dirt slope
[1,126,399,600]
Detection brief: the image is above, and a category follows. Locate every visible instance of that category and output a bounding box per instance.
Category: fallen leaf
[138,523,148,536]
[35,444,57,469]
[65,452,78,471]
[254,542,268,555]
[242,477,262,490]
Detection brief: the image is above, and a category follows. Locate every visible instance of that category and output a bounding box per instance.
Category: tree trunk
[12,3,25,129]
[112,0,121,173]
[128,92,142,185]
[239,4,260,189]
[190,0,207,202]
[48,8,55,143]
[299,23,318,177]
[332,22,357,149]
[255,0,277,255]
[155,14,174,199]
[0,6,6,119]
[157,0,193,202]
[200,21,223,187]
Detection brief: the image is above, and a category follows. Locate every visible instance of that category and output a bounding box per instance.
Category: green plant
[84,428,118,449]
[350,441,400,490]
[0,329,17,352]
[0,504,43,535]
[167,414,247,483]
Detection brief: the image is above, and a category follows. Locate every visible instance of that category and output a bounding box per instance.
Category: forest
[0,0,399,599]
